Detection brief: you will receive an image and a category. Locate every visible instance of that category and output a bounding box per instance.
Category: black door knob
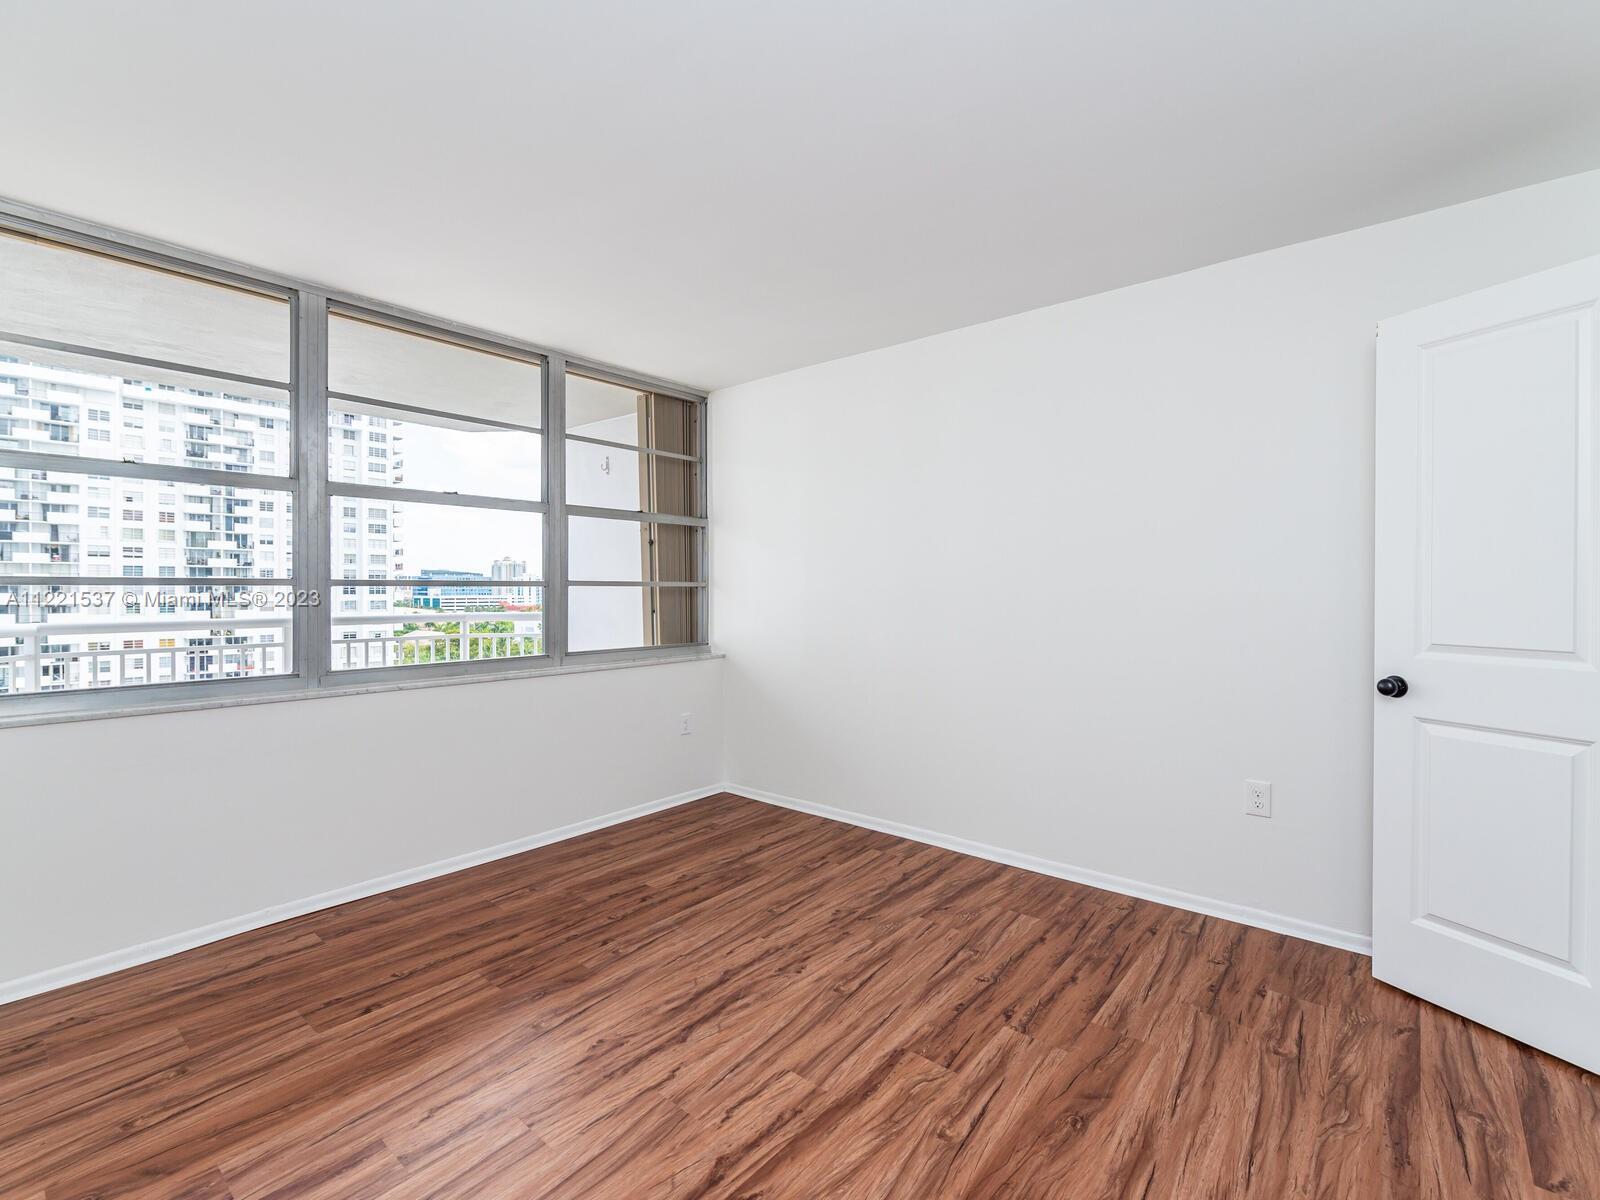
[1376,675,1408,698]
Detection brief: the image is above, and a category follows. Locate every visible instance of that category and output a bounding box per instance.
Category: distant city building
[412,568,496,612]
[0,359,389,687]
[0,359,313,690]
[490,556,537,607]
[328,403,406,666]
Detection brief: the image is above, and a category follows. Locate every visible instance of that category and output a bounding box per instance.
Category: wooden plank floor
[3,794,1597,1199]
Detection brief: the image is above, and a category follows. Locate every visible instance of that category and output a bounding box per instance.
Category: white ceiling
[5,0,1599,390]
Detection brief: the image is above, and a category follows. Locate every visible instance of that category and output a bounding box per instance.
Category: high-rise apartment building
[0,355,407,691]
[490,556,537,608]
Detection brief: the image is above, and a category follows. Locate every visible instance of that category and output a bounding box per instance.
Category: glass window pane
[565,373,700,515]
[329,584,544,672]
[328,398,539,500]
[567,374,642,445]
[566,439,640,510]
[0,340,291,476]
[647,394,700,459]
[564,442,700,516]
[569,515,646,581]
[329,498,539,582]
[569,516,700,583]
[653,586,702,647]
[0,468,293,578]
[646,454,702,518]
[0,230,289,381]
[567,376,702,452]
[569,585,647,652]
[652,524,702,584]
[0,582,293,695]
[329,313,541,428]
[569,585,701,653]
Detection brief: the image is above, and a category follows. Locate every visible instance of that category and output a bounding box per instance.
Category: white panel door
[1375,255,1600,1071]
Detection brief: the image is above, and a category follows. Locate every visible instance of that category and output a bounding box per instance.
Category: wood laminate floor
[2,793,1597,1199]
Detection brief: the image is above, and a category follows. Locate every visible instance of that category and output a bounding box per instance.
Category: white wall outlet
[679,712,693,736]
[1244,779,1272,818]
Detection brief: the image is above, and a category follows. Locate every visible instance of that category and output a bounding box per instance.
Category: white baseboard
[727,784,1372,956]
[0,783,726,1008]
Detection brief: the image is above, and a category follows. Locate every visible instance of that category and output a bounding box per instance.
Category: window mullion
[697,398,709,649]
[325,481,545,513]
[0,449,292,494]
[328,390,540,435]
[566,504,707,528]
[546,353,568,667]
[0,576,294,588]
[0,328,291,392]
[294,291,330,689]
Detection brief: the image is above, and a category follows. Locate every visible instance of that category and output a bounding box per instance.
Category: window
[564,373,705,652]
[0,216,706,716]
[0,229,294,701]
[325,311,546,674]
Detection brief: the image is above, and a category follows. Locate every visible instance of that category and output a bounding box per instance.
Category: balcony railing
[1,615,546,693]
[0,614,290,695]
[330,625,544,671]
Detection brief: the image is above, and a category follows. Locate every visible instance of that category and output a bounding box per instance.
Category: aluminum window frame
[0,196,711,720]
[561,368,709,660]
[320,300,552,684]
[0,232,304,716]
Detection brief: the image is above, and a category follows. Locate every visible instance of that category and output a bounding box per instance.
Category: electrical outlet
[1244,779,1272,818]
[679,712,693,736]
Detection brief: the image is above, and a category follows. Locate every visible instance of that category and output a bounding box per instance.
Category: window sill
[0,650,724,731]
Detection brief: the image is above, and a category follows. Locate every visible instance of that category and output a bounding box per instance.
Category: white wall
[711,169,1600,943]
[0,658,723,994]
